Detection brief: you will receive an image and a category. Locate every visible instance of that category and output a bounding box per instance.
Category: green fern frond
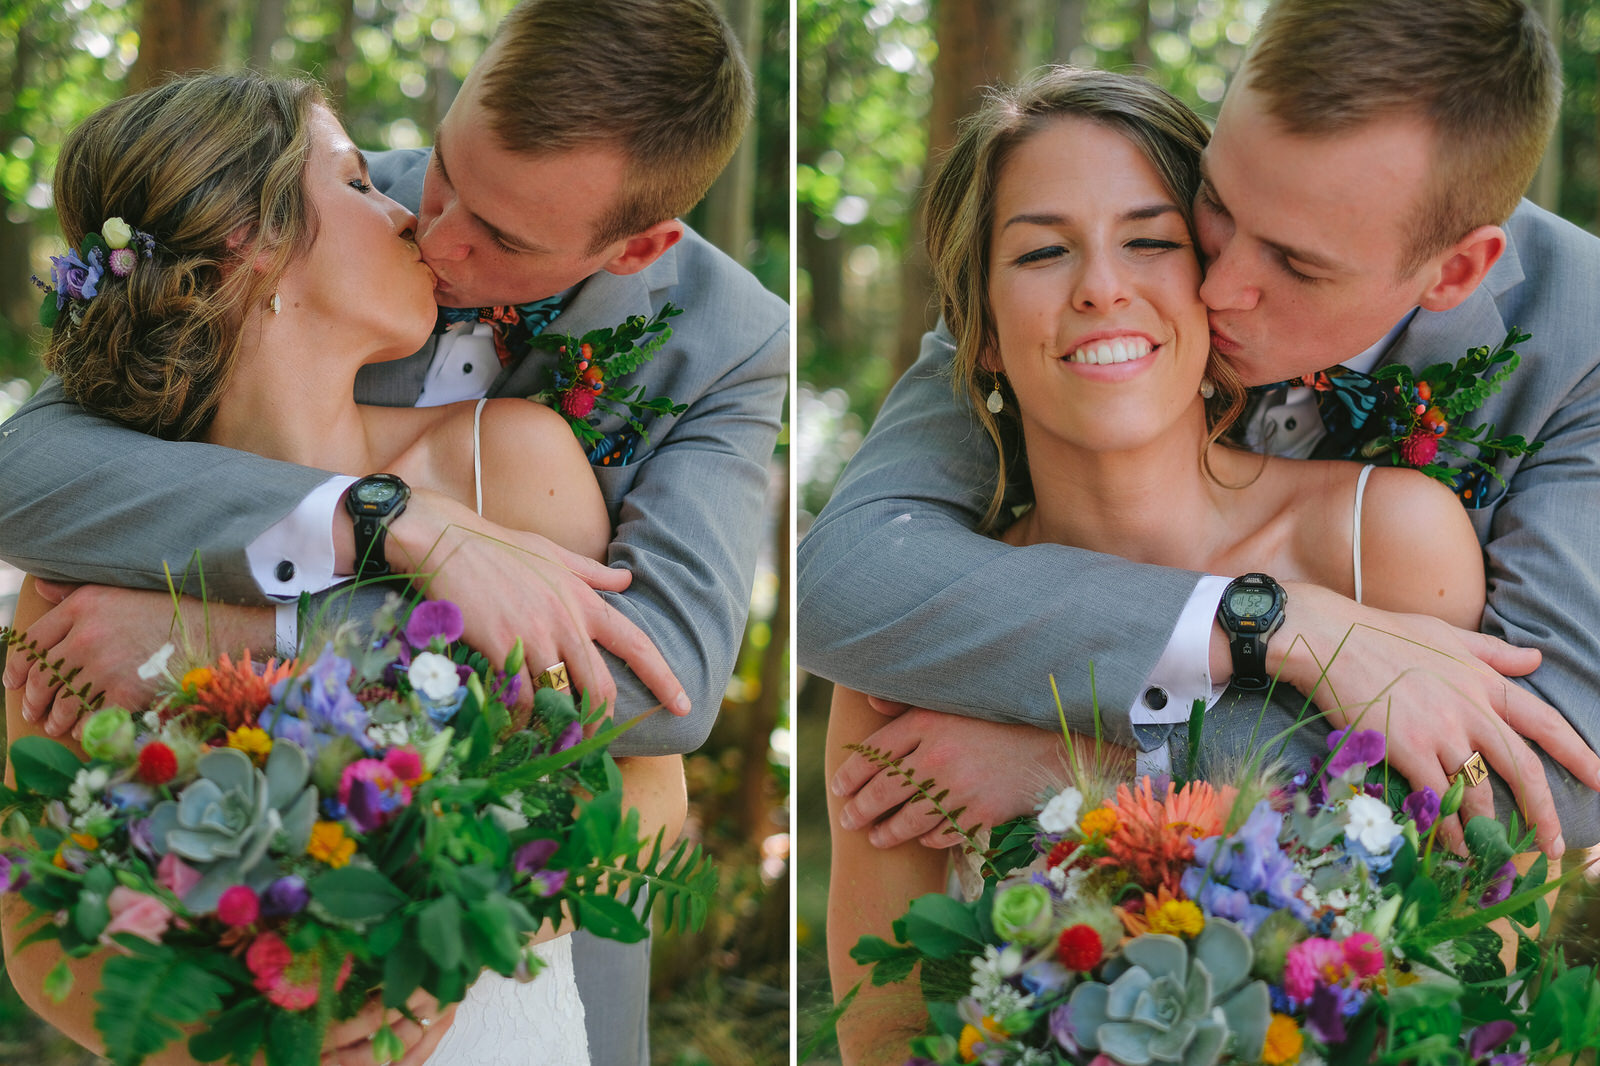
[0,627,103,715]
[844,741,999,878]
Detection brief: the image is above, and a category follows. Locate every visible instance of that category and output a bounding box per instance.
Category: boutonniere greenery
[527,303,689,451]
[1364,326,1543,487]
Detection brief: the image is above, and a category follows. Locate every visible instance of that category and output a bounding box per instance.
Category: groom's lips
[1209,323,1242,356]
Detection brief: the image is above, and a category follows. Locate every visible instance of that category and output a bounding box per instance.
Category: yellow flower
[307,820,356,868]
[1079,806,1118,838]
[1147,899,1205,938]
[226,726,274,763]
[182,666,214,692]
[958,1016,1005,1062]
[70,832,99,851]
[1261,1013,1303,1065]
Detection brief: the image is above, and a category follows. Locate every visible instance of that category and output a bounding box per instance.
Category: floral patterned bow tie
[435,293,568,366]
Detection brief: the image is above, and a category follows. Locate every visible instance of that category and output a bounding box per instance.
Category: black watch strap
[345,474,410,579]
[1228,630,1274,691]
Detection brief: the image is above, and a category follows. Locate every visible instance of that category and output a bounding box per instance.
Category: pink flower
[1284,937,1345,1001]
[246,932,354,1011]
[383,745,424,784]
[1341,932,1384,978]
[156,852,201,899]
[216,885,260,928]
[102,886,175,946]
[338,758,413,833]
[560,386,597,419]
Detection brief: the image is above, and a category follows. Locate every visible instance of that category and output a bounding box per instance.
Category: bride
[824,66,1498,1065]
[2,72,681,1065]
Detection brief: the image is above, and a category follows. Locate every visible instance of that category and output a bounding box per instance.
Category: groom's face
[415,59,634,308]
[1195,83,1442,385]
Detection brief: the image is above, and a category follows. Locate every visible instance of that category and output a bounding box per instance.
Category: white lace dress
[424,937,590,1065]
[424,399,591,1065]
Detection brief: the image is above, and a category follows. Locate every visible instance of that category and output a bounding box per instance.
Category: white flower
[1037,786,1084,835]
[970,945,1033,1017]
[1324,887,1350,911]
[101,217,133,249]
[137,642,175,681]
[408,651,460,701]
[1343,793,1402,855]
[68,767,110,811]
[1045,863,1088,905]
[366,721,410,748]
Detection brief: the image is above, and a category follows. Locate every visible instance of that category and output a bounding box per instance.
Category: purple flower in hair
[1326,728,1386,777]
[50,248,104,305]
[109,248,136,277]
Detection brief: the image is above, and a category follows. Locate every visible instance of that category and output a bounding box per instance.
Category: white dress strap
[1352,464,1375,605]
[472,397,488,517]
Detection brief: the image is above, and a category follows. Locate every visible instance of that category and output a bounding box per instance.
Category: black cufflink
[1143,687,1168,711]
[275,560,295,583]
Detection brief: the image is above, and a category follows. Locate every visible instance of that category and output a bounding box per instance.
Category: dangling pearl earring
[1198,378,1216,400]
[986,384,1004,414]
[269,292,282,315]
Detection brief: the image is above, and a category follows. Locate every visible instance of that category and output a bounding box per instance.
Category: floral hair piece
[30,216,157,330]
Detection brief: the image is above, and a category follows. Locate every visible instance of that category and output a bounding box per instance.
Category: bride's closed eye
[348,178,374,193]
[1014,245,1066,266]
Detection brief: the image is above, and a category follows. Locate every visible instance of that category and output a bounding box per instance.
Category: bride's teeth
[1068,338,1151,364]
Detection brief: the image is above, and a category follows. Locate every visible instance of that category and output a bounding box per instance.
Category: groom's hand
[1271,581,1600,858]
[830,702,1084,849]
[382,489,690,719]
[2,580,273,738]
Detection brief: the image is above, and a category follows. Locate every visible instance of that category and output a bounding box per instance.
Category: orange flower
[1261,1013,1303,1065]
[1101,778,1236,895]
[1079,807,1118,838]
[192,651,294,730]
[958,1016,1006,1062]
[307,821,356,868]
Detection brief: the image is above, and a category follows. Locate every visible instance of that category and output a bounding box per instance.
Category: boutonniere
[527,303,689,451]
[1363,326,1543,488]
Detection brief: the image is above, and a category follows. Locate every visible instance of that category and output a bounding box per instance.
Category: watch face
[1228,588,1275,618]
[356,480,397,505]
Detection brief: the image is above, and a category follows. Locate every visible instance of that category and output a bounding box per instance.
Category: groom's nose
[416,199,471,263]
[1197,237,1260,312]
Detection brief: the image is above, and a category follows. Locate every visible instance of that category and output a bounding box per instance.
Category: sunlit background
[0,1,790,1063]
[795,0,1600,1058]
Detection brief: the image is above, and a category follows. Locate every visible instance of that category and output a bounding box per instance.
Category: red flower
[1046,839,1078,868]
[561,386,597,419]
[1400,429,1439,467]
[1056,923,1103,971]
[246,933,353,1011]
[138,741,178,785]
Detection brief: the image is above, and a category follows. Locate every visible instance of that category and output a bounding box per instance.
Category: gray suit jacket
[797,200,1600,847]
[0,147,790,757]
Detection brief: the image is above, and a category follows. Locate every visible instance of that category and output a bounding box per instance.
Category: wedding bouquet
[0,595,715,1066]
[848,713,1600,1065]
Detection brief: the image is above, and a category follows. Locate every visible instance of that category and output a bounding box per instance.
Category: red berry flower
[1400,429,1439,467]
[1046,839,1079,868]
[216,885,260,928]
[137,741,178,785]
[1056,923,1103,971]
[561,386,597,419]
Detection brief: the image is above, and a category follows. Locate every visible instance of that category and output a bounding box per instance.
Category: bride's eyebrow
[999,203,1181,230]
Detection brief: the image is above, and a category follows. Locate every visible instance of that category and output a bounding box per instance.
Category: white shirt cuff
[246,475,358,598]
[1130,575,1231,725]
[274,600,300,659]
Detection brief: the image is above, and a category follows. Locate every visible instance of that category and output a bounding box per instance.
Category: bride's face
[279,106,439,358]
[987,117,1211,457]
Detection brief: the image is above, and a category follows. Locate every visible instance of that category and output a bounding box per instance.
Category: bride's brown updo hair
[42,71,323,440]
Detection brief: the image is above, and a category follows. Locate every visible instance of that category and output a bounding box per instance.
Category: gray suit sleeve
[796,326,1205,741]
[1475,367,1600,850]
[0,379,333,602]
[597,321,790,756]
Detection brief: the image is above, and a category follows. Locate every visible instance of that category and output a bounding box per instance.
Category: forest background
[795,0,1600,1059]
[0,1,791,1064]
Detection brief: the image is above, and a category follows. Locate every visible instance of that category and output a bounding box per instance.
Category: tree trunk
[129,0,228,91]
[800,201,846,357]
[891,0,1026,385]
[0,19,37,350]
[1052,0,1086,64]
[740,456,789,840]
[1528,0,1562,212]
[322,0,359,113]
[245,0,289,71]
[702,0,763,264]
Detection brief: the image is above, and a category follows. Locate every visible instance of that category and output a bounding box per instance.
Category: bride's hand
[2,580,273,738]
[321,989,455,1066]
[1273,581,1600,859]
[383,489,690,719]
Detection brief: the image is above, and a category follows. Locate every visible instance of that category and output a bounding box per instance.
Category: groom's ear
[1416,224,1505,313]
[599,220,685,277]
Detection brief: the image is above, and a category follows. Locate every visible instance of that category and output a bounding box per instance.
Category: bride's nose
[1071,249,1133,312]
[382,194,420,237]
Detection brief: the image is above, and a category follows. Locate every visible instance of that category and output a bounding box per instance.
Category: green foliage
[94,940,231,1066]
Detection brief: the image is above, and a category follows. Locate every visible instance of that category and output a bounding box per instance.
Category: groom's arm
[0,379,335,599]
[797,325,1205,743]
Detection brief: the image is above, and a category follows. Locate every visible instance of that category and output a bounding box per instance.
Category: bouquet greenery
[847,706,1599,1065]
[0,595,715,1066]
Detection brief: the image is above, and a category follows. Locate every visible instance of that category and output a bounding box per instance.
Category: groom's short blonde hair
[1246,0,1560,276]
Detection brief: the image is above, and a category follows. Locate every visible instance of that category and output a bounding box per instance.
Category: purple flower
[554,719,582,753]
[51,248,105,304]
[1468,1021,1517,1061]
[1402,787,1440,833]
[1307,982,1364,1043]
[1326,728,1386,777]
[406,600,464,649]
[264,645,371,750]
[1048,1002,1079,1053]
[0,853,29,893]
[108,248,136,277]
[261,876,310,917]
[514,839,559,876]
[530,869,568,897]
[1480,860,1517,908]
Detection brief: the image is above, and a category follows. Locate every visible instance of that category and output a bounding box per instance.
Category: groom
[801,0,1600,856]
[0,1,788,1063]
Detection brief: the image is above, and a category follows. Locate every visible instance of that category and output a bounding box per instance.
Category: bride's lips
[1059,331,1159,381]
